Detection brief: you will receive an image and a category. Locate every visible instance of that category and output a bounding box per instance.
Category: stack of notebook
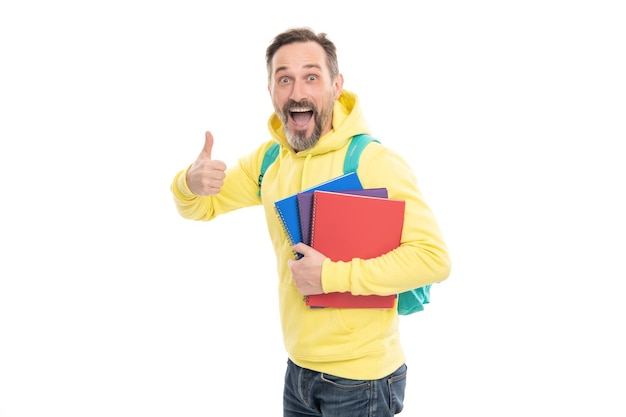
[274,172,405,309]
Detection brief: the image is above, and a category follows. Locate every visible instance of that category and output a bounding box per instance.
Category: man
[171,27,451,417]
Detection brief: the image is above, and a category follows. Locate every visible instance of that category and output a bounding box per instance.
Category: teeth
[290,107,311,112]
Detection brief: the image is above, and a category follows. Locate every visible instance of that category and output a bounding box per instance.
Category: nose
[289,79,307,102]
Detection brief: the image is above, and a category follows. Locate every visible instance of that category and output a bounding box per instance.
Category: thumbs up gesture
[186,131,227,196]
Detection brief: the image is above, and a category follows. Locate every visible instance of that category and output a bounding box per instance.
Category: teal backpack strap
[258,142,280,197]
[344,134,380,174]
[260,135,378,196]
[261,135,374,195]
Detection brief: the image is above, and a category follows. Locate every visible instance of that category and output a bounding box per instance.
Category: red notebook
[297,188,388,246]
[305,190,405,309]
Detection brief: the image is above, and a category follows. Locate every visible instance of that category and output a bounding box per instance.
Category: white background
[1,1,625,416]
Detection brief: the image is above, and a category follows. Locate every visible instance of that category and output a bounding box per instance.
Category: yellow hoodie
[171,90,451,380]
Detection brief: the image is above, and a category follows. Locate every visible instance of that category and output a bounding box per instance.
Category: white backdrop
[1,1,625,416]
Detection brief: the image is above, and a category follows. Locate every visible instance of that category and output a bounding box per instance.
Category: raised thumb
[201,131,214,159]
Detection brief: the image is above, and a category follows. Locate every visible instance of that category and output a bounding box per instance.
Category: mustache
[282,100,316,114]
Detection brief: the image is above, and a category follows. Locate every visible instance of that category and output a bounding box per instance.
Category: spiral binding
[309,193,318,248]
[274,205,302,259]
[274,206,295,244]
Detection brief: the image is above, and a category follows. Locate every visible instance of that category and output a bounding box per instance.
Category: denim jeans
[283,359,407,417]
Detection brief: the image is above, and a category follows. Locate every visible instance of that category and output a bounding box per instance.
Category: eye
[307,75,318,81]
[279,76,291,84]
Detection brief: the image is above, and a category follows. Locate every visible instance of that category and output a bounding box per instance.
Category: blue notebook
[274,171,363,258]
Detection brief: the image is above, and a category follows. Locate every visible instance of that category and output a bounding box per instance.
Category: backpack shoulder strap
[258,142,280,197]
[344,134,380,174]
[259,135,378,196]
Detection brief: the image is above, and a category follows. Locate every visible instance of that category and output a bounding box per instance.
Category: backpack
[259,134,431,315]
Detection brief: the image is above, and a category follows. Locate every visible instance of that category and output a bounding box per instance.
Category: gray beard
[278,96,334,152]
[282,105,332,152]
[285,124,322,152]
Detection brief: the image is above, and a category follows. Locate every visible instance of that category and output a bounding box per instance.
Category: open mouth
[289,107,314,128]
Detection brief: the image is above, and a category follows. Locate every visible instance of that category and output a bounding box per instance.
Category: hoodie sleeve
[320,143,451,295]
[170,141,277,221]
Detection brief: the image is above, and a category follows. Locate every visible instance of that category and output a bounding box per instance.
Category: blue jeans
[283,359,407,417]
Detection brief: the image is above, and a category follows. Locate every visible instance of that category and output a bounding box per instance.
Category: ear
[333,73,344,100]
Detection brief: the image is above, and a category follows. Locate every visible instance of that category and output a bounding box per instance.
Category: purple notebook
[296,188,388,245]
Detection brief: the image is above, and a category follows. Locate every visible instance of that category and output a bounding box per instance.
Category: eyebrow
[274,63,323,76]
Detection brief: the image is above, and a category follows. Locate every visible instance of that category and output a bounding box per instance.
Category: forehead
[272,41,328,73]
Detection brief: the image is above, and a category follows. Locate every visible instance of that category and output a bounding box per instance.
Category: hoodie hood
[267,89,371,157]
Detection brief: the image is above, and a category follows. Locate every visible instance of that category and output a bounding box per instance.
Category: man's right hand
[186,131,227,196]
